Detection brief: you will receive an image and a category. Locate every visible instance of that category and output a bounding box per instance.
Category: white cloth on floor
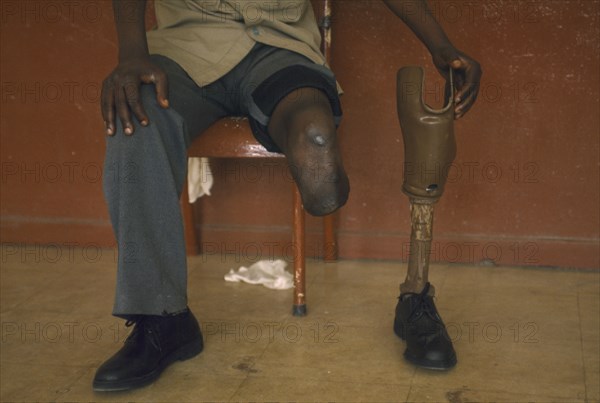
[187,157,213,203]
[224,260,294,290]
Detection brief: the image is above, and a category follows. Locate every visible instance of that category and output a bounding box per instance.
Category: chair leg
[321,0,337,264]
[292,184,306,316]
[181,180,200,256]
[323,213,337,262]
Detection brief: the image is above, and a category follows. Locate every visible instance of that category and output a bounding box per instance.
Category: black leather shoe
[393,283,457,370]
[93,308,203,391]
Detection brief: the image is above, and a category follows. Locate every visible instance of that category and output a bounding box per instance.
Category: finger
[101,80,116,136]
[152,70,169,108]
[455,84,479,119]
[123,81,148,127]
[454,76,470,103]
[453,69,472,103]
[456,80,479,108]
[142,69,169,108]
[115,85,134,135]
[455,97,473,119]
[455,70,480,105]
[453,72,466,102]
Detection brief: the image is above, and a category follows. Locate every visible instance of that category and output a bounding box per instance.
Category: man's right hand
[101,56,169,136]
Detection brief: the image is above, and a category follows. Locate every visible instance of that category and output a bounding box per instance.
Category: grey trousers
[102,46,341,318]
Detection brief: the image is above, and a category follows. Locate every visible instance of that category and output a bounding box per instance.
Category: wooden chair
[180,0,338,316]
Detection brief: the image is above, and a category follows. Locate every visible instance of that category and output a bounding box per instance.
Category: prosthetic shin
[396,66,455,294]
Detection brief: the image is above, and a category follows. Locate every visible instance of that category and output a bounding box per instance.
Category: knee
[104,121,155,164]
[288,106,337,149]
[304,119,335,147]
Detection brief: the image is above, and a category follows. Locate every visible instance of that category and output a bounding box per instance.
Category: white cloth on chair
[187,157,213,203]
[224,260,294,290]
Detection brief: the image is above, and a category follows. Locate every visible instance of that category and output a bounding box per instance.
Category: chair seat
[188,117,284,159]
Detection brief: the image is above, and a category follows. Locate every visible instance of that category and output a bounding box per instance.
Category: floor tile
[406,385,586,402]
[0,363,89,402]
[256,321,415,385]
[229,375,412,401]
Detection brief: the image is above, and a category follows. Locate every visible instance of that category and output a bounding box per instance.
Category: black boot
[93,308,204,391]
[394,283,456,370]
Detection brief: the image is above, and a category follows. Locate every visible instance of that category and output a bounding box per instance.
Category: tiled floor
[1,247,598,402]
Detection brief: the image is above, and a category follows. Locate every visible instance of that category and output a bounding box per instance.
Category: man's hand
[431,46,482,119]
[102,0,168,136]
[101,57,169,136]
[383,0,482,119]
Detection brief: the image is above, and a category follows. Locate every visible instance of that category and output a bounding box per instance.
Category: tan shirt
[147,0,327,87]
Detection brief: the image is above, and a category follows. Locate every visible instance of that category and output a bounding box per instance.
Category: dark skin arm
[383,0,482,118]
[102,0,169,135]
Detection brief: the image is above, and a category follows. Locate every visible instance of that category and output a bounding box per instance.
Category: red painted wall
[1,1,598,268]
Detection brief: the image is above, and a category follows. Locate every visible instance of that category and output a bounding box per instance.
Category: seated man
[95,0,481,391]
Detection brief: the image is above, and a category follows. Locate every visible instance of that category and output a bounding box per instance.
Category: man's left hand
[431,46,482,119]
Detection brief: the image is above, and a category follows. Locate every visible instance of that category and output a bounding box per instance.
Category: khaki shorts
[151,42,342,153]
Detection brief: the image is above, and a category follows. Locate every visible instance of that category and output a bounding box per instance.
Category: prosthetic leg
[393,66,457,370]
[397,65,455,294]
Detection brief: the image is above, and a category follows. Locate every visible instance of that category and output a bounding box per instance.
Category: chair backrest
[312,0,333,60]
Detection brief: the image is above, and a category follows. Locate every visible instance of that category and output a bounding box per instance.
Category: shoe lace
[124,316,163,352]
[406,283,441,324]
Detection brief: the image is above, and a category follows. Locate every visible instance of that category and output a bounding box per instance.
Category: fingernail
[162,99,169,107]
[141,120,148,126]
[106,128,113,135]
[125,127,133,135]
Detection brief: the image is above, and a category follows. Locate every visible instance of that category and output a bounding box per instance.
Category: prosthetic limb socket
[396,66,456,295]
